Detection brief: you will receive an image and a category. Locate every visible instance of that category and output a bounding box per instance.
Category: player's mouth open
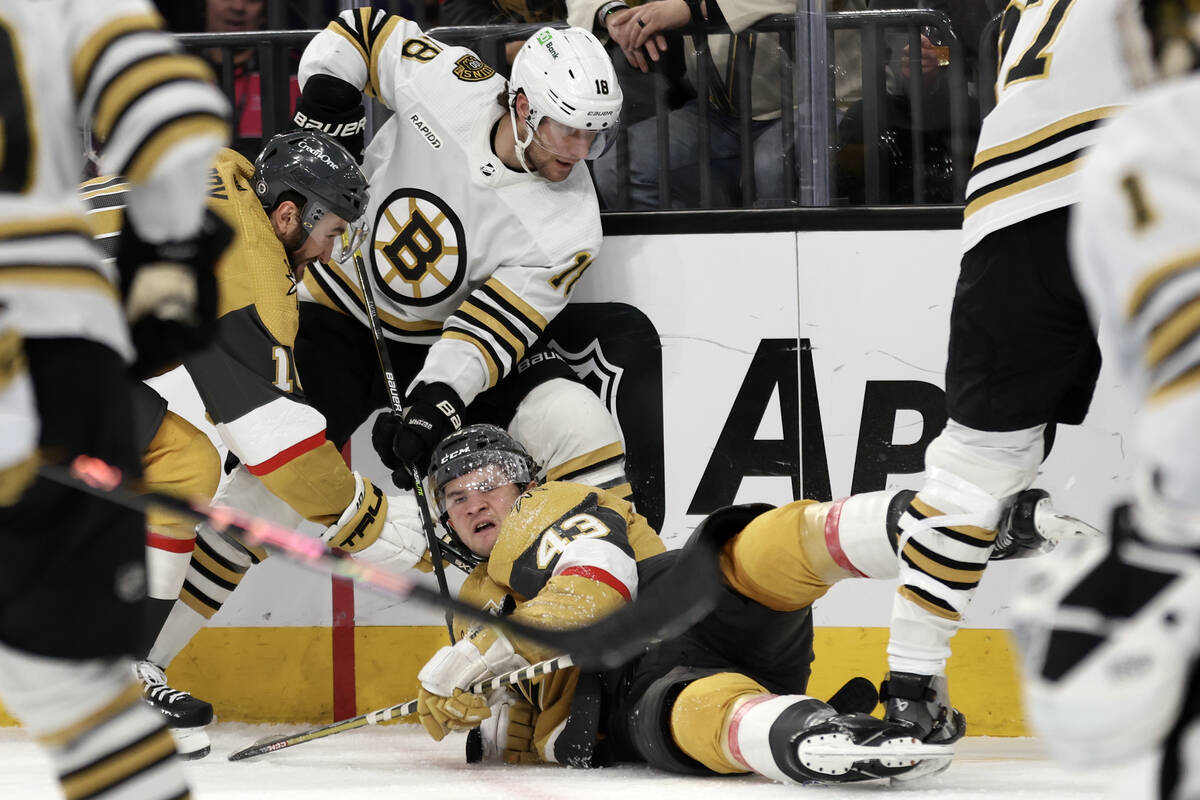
[474,521,495,533]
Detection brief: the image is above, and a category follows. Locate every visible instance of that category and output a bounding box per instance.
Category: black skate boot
[133,660,213,759]
[784,712,954,783]
[880,671,966,746]
[992,489,1053,560]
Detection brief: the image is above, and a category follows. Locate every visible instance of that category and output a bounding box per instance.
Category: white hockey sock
[145,528,195,601]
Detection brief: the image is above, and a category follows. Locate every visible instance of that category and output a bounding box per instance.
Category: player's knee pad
[509,378,629,496]
[0,646,187,797]
[624,666,727,776]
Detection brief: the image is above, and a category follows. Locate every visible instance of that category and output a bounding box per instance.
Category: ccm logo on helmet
[294,111,367,138]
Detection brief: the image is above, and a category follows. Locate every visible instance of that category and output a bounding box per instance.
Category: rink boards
[3,225,1136,734]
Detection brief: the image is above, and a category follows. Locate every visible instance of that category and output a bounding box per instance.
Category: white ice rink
[0,723,1163,799]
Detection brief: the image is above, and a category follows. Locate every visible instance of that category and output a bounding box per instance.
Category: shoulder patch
[452,53,495,82]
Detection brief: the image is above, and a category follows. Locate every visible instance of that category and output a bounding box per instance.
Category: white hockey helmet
[508,26,623,172]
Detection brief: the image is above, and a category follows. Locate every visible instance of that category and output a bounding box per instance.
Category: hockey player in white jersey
[0,0,231,797]
[1012,2,1200,792]
[869,0,1135,750]
[289,12,633,508]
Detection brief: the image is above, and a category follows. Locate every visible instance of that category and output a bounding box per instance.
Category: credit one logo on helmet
[370,188,467,307]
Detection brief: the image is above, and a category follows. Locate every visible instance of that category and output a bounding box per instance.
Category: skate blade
[800,734,954,771]
[169,726,211,761]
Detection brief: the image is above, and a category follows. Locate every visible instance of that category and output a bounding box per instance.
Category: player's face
[280,211,349,279]
[206,0,266,33]
[442,466,526,557]
[526,118,596,182]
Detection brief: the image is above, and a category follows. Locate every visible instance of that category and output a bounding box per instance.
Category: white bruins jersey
[298,9,603,405]
[963,0,1133,252]
[1071,76,1200,420]
[0,0,227,358]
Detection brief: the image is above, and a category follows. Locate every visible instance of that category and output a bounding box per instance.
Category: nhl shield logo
[547,339,623,411]
[371,187,467,307]
[453,54,495,82]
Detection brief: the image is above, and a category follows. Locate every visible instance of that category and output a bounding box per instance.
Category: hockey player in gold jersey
[81,130,438,759]
[0,0,232,796]
[412,425,953,784]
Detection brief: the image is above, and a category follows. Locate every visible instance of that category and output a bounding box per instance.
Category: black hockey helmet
[428,424,540,564]
[252,130,368,239]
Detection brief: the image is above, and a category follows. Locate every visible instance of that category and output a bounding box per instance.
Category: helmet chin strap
[508,104,543,178]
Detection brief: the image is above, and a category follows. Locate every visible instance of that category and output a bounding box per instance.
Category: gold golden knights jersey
[963,0,1133,252]
[82,150,360,526]
[456,481,665,764]
[297,9,603,406]
[0,0,227,359]
[1071,76,1200,423]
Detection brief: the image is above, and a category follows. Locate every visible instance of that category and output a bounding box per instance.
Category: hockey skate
[786,712,954,783]
[991,489,1102,561]
[1012,504,1200,767]
[133,660,213,760]
[880,671,965,746]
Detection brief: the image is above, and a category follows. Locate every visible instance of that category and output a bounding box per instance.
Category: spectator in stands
[586,0,861,209]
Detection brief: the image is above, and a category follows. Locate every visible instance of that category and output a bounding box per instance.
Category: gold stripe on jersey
[93,54,215,138]
[1145,297,1200,369]
[367,15,402,100]
[1151,364,1200,407]
[545,442,624,483]
[899,585,961,620]
[910,496,996,544]
[60,726,177,800]
[72,11,163,96]
[125,115,229,184]
[443,328,500,386]
[0,214,93,241]
[0,267,118,300]
[458,299,528,362]
[36,684,143,748]
[86,208,124,241]
[328,8,376,70]
[971,106,1121,170]
[1125,248,1200,320]
[483,278,548,334]
[964,158,1082,221]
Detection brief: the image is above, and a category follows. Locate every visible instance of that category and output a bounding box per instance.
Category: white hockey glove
[475,688,539,764]
[416,628,529,741]
[320,473,427,572]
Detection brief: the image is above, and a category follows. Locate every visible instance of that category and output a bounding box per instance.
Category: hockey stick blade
[40,458,723,670]
[229,654,575,761]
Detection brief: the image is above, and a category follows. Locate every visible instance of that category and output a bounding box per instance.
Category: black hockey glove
[292,74,367,162]
[372,382,465,490]
[116,208,233,378]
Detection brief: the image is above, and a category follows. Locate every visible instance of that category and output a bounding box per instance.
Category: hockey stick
[348,246,458,642]
[228,654,574,761]
[39,457,724,670]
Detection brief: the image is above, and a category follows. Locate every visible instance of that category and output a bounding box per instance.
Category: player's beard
[281,226,310,280]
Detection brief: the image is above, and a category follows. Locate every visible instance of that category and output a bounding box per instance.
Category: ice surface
[0,724,1158,799]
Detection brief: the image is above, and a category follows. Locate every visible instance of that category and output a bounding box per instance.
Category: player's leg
[624,667,951,784]
[0,337,193,795]
[885,208,1100,744]
[475,346,632,501]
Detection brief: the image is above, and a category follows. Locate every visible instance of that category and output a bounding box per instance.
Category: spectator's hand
[605,8,653,72]
[901,35,942,78]
[629,0,691,52]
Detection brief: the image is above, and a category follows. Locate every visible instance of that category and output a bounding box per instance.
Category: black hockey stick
[348,245,457,641]
[228,654,574,761]
[39,456,724,671]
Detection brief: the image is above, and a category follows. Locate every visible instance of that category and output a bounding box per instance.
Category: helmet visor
[533,117,618,161]
[432,452,535,517]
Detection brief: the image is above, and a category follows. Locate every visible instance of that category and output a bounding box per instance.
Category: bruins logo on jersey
[370,188,467,307]
[453,54,495,82]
